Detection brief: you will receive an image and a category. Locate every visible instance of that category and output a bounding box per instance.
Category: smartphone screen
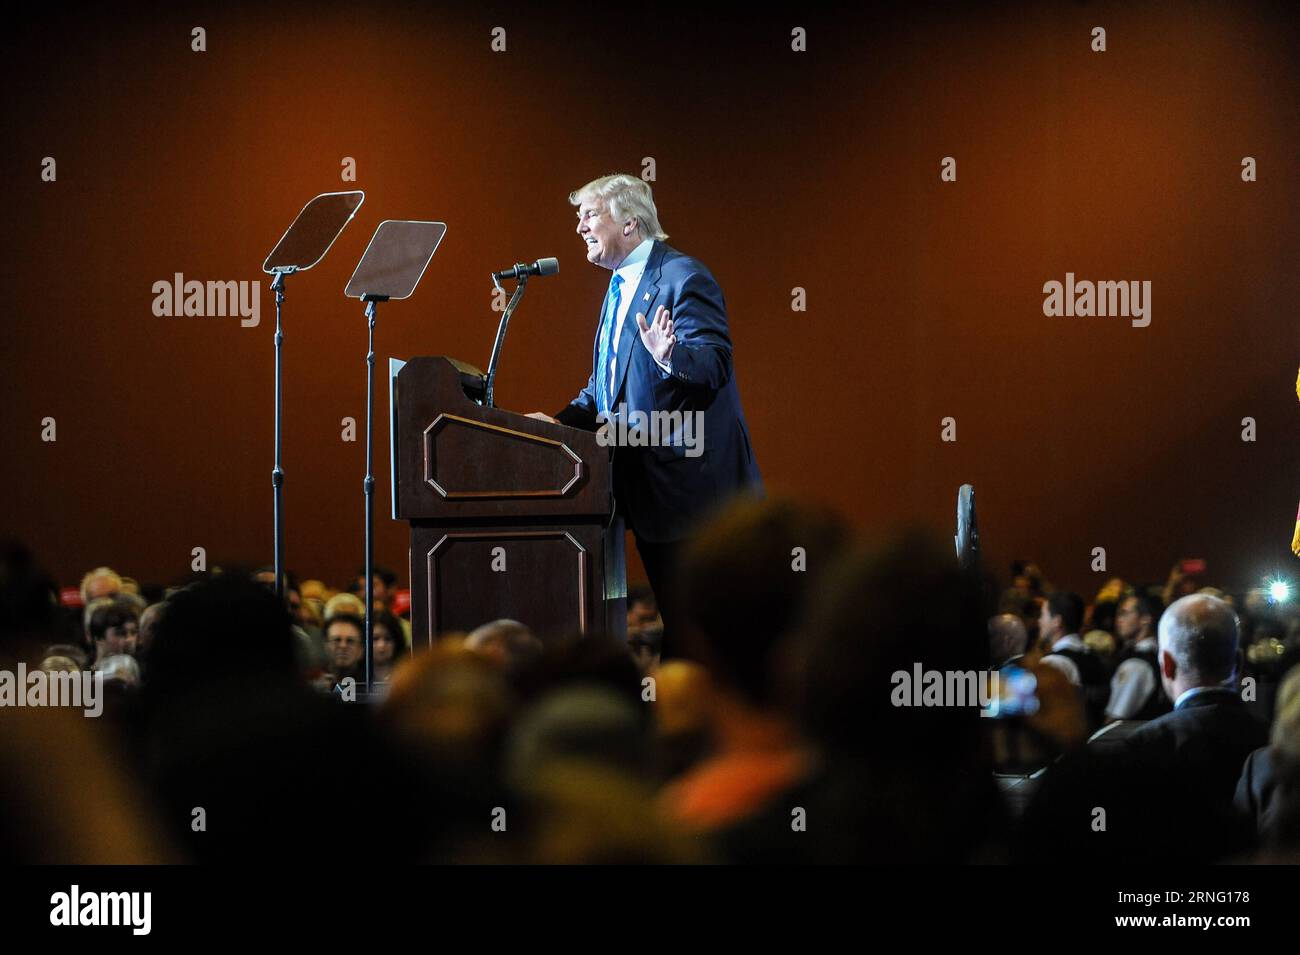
[987,665,1040,719]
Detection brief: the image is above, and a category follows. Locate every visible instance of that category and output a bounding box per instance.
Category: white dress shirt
[1040,633,1087,686]
[601,238,670,404]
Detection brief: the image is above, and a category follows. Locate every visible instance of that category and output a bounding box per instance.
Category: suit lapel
[611,240,665,405]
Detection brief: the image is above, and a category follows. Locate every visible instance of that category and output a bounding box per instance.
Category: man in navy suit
[1114,593,1266,857]
[1022,593,1266,862]
[530,173,762,657]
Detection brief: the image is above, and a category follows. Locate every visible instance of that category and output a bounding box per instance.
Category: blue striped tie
[596,273,623,414]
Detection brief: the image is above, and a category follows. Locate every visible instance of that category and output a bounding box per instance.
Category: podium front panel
[393,357,611,521]
[409,522,622,646]
[424,414,583,499]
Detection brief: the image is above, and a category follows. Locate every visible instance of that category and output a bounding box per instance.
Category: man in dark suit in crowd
[1107,593,1264,860]
[531,173,762,657]
[1021,593,1266,863]
[1119,593,1266,857]
[1127,594,1262,778]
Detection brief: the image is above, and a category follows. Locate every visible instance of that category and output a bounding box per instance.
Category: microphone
[484,258,555,408]
[492,258,559,283]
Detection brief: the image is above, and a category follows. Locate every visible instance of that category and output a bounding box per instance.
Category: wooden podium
[390,356,626,648]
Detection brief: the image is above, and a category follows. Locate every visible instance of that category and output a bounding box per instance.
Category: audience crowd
[2,504,1299,864]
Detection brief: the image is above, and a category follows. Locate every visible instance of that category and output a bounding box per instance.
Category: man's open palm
[636,305,676,364]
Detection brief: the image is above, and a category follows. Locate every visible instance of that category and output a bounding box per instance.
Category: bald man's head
[1157,594,1239,700]
[465,619,542,671]
[988,614,1028,665]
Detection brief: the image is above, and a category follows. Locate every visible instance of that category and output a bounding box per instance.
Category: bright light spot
[1268,579,1290,602]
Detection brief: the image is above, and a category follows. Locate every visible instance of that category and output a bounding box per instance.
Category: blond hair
[569,173,668,241]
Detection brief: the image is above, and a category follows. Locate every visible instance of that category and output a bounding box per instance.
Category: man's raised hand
[636,305,676,364]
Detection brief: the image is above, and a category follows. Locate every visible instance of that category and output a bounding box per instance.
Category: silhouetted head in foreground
[0,539,60,659]
[785,529,1003,862]
[146,573,299,703]
[677,496,851,709]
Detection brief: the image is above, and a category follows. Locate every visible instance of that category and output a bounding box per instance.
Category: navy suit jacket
[1120,689,1268,804]
[1022,688,1267,863]
[1111,689,1266,860]
[556,240,761,542]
